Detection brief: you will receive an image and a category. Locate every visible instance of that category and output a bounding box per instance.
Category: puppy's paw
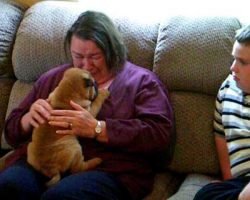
[98,89,110,99]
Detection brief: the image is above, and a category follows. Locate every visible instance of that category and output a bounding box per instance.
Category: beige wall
[15,0,40,6]
[15,0,77,7]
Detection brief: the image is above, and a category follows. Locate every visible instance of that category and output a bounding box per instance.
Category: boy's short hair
[236,25,250,45]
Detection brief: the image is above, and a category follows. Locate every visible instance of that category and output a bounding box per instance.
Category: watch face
[95,127,101,133]
[95,121,102,134]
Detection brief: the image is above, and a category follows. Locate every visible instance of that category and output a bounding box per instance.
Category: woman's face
[70,35,111,84]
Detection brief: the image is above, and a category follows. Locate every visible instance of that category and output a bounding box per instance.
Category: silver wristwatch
[94,121,102,139]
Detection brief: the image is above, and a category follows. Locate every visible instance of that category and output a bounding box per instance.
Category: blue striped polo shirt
[214,74,250,177]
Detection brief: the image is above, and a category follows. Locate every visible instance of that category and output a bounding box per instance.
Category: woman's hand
[48,100,97,138]
[21,99,52,133]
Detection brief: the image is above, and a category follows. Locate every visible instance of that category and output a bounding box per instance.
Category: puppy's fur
[27,68,109,187]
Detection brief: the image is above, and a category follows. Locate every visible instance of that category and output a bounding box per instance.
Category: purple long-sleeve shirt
[4,61,174,200]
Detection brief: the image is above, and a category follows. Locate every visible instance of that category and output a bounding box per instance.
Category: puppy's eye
[84,78,94,87]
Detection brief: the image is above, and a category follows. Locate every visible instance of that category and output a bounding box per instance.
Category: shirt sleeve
[4,65,68,148]
[214,95,225,138]
[4,82,40,148]
[106,72,174,154]
[214,78,228,138]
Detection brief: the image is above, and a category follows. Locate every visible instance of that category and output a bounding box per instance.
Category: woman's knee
[41,171,129,200]
[0,166,22,190]
[0,159,44,199]
[41,189,63,200]
[0,173,41,200]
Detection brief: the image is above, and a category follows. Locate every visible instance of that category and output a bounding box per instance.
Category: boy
[194,25,250,200]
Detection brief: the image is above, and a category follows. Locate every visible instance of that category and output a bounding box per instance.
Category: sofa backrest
[0,0,27,150]
[154,16,241,175]
[0,0,27,79]
[12,1,159,82]
[0,1,246,177]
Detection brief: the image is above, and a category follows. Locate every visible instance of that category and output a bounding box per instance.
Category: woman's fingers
[27,99,53,128]
[31,111,45,124]
[29,118,40,128]
[49,120,71,128]
[48,101,95,138]
[55,129,74,135]
[36,100,53,119]
[31,99,52,120]
[70,100,88,110]
[50,109,90,120]
[48,120,74,135]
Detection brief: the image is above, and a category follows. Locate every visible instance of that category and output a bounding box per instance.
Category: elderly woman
[0,11,174,200]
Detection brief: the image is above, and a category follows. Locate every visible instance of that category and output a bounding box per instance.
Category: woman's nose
[82,58,92,70]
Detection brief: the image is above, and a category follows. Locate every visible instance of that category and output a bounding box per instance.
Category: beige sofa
[0,0,247,199]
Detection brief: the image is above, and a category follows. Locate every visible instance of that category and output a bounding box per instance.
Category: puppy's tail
[46,174,61,188]
[71,157,102,173]
[81,157,102,171]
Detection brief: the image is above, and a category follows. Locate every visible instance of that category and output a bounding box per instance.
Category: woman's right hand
[21,99,53,133]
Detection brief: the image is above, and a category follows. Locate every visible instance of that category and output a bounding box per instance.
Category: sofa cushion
[0,79,15,146]
[154,16,241,96]
[168,173,216,200]
[0,0,27,78]
[168,92,221,175]
[153,16,242,175]
[143,171,184,200]
[114,17,158,71]
[1,80,33,149]
[12,2,78,82]
[12,1,158,82]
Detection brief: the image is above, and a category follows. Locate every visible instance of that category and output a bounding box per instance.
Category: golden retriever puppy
[27,68,109,187]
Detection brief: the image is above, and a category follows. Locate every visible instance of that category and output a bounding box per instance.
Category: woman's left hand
[48,100,97,138]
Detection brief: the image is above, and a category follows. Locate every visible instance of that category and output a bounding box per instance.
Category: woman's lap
[42,170,130,200]
[0,158,46,199]
[0,158,130,200]
[194,176,250,200]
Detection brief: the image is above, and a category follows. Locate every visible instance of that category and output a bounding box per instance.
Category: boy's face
[231,41,250,93]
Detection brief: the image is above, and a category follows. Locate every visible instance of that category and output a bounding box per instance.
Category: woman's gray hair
[64,10,127,73]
